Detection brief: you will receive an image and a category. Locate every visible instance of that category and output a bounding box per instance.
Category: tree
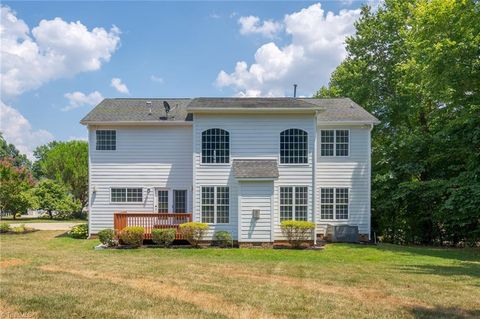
[32,141,59,179]
[0,134,31,168]
[318,0,480,245]
[0,158,36,218]
[32,179,81,219]
[34,141,88,210]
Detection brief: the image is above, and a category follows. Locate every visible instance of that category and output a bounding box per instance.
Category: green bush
[0,223,11,233]
[69,224,89,239]
[119,226,144,247]
[98,229,117,247]
[12,224,26,233]
[280,220,315,248]
[151,228,176,247]
[179,222,208,248]
[214,230,233,247]
[15,213,22,219]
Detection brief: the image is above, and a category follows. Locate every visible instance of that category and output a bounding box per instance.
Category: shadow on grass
[409,305,480,319]
[346,243,480,262]
[400,263,480,279]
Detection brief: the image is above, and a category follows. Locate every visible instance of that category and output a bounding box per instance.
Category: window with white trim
[201,129,230,164]
[201,186,229,223]
[96,130,116,150]
[280,129,308,164]
[157,190,169,213]
[173,190,187,213]
[111,187,142,203]
[320,187,349,220]
[280,186,308,221]
[320,130,349,157]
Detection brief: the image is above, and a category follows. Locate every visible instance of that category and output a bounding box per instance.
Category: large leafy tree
[0,134,31,168]
[317,0,479,245]
[34,141,88,210]
[0,158,36,218]
[32,179,81,219]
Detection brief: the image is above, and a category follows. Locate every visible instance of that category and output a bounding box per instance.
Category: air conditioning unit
[325,225,359,243]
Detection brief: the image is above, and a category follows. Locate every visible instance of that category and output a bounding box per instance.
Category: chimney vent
[293,84,298,98]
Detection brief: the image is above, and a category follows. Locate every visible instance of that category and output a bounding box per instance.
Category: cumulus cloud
[217,3,360,97]
[0,101,54,159]
[62,91,103,111]
[0,5,121,97]
[238,15,282,38]
[111,77,129,94]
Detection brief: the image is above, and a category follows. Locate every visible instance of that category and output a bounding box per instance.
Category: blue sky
[1,1,370,158]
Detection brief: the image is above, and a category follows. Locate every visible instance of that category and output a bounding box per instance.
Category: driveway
[8,222,81,230]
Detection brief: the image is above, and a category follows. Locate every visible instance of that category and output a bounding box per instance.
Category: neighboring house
[80,98,379,244]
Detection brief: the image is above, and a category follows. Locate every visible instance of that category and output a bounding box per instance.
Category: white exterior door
[239,182,274,242]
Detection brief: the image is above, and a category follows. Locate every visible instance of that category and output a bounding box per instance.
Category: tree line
[317,0,479,246]
[0,134,88,220]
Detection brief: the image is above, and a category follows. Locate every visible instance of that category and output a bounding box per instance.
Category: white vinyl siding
[316,126,371,235]
[88,125,192,234]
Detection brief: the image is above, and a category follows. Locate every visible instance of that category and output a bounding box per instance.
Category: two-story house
[80,98,379,245]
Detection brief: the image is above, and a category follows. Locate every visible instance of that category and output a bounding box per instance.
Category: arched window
[202,128,230,164]
[280,129,308,164]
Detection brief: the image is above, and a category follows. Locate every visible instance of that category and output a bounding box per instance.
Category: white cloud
[62,91,103,111]
[110,77,129,94]
[238,15,282,38]
[68,136,88,141]
[0,5,121,97]
[217,3,360,97]
[0,101,54,159]
[150,75,164,84]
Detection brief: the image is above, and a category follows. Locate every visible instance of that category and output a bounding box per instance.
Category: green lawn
[0,231,479,319]
[0,217,85,224]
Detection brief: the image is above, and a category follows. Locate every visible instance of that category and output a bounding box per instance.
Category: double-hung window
[96,130,116,150]
[280,186,308,221]
[280,129,308,164]
[201,186,229,223]
[320,187,349,220]
[320,130,349,156]
[201,129,230,164]
[111,187,143,203]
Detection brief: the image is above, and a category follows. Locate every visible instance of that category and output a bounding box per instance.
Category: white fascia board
[81,121,193,126]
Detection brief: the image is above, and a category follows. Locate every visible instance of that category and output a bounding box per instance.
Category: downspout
[368,123,373,241]
[312,111,318,245]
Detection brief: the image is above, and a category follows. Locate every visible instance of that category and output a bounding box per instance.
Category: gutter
[80,121,193,126]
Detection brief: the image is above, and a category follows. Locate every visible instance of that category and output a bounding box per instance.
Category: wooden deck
[114,212,192,240]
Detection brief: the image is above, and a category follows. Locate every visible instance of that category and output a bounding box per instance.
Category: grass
[0,217,85,224]
[0,231,479,319]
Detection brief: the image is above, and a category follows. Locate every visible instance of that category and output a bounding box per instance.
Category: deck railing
[113,212,192,240]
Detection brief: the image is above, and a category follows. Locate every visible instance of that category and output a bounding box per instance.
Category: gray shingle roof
[188,98,316,109]
[80,98,192,124]
[300,98,379,123]
[80,97,379,124]
[232,159,279,179]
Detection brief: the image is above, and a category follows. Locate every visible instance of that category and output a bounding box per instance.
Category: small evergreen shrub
[98,229,117,247]
[280,220,315,248]
[119,226,144,247]
[151,228,176,247]
[214,230,233,247]
[69,224,89,239]
[0,223,11,233]
[179,222,208,248]
[15,213,22,219]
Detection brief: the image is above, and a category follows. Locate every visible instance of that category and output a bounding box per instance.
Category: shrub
[12,224,26,233]
[119,226,144,247]
[98,229,117,247]
[69,224,89,239]
[0,223,11,233]
[214,230,233,247]
[151,228,176,247]
[15,213,22,219]
[179,222,208,248]
[280,220,315,248]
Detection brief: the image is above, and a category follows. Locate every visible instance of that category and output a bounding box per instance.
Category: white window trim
[109,187,143,204]
[95,129,117,151]
[200,186,230,224]
[319,187,350,221]
[279,128,310,166]
[319,129,350,157]
[200,128,231,165]
[279,185,309,222]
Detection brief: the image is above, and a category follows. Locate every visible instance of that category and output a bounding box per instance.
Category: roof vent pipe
[293,84,297,98]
